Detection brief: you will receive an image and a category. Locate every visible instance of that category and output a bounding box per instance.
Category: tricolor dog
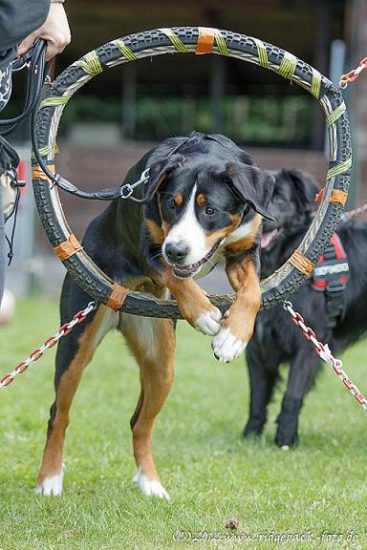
[36,132,274,499]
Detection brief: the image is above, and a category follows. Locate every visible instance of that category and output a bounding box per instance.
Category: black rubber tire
[32,27,352,318]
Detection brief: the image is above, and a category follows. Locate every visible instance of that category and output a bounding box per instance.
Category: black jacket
[0,0,49,63]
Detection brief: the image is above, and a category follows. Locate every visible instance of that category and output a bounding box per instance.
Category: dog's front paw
[194,307,222,336]
[211,327,247,363]
[35,468,64,496]
[133,469,170,500]
[243,418,265,438]
[275,427,299,450]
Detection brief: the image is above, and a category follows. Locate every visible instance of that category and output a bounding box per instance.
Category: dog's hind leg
[275,349,321,449]
[120,313,175,499]
[36,301,118,496]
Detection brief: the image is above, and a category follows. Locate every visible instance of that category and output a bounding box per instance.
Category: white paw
[194,308,222,336]
[280,445,290,451]
[35,467,64,496]
[133,469,170,500]
[211,327,247,363]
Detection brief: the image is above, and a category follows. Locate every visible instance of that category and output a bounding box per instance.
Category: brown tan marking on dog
[160,269,216,328]
[225,214,262,253]
[36,305,114,486]
[174,192,184,206]
[205,213,242,249]
[161,221,170,238]
[146,219,165,245]
[197,193,206,206]
[122,316,175,484]
[224,256,261,342]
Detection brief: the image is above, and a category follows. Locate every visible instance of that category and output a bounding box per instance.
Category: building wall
[36,141,326,254]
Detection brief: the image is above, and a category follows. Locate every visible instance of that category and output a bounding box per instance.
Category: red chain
[341,202,367,222]
[0,301,96,389]
[283,301,367,412]
[339,56,367,89]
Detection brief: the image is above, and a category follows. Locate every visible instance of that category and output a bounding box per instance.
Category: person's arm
[17,2,71,61]
[0,0,49,52]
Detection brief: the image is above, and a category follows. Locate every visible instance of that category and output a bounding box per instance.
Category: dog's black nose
[164,242,189,264]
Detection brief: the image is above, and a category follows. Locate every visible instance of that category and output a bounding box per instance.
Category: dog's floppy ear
[143,154,185,202]
[226,162,276,220]
[283,169,318,213]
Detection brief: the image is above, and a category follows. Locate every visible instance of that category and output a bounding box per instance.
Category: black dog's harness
[311,233,349,327]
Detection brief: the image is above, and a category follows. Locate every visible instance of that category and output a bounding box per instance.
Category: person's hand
[17,3,71,61]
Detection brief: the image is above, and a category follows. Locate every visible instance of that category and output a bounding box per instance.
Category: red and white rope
[0,301,96,389]
[341,203,367,222]
[339,56,367,89]
[283,301,367,412]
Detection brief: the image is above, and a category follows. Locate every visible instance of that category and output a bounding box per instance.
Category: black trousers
[0,0,50,306]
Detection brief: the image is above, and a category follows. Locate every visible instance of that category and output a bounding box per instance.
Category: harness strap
[311,233,349,328]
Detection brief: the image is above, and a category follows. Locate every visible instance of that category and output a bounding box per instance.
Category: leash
[340,202,367,222]
[0,38,150,201]
[0,301,96,389]
[283,301,367,412]
[0,40,47,137]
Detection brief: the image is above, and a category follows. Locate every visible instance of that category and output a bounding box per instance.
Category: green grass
[0,298,366,549]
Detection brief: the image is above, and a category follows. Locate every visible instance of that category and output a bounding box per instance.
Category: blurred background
[3,0,367,299]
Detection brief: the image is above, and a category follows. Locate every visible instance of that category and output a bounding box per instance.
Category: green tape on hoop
[112,39,137,61]
[31,145,53,160]
[253,38,270,69]
[327,157,352,180]
[310,69,322,99]
[326,102,346,127]
[75,51,103,76]
[214,30,229,56]
[278,52,297,79]
[160,28,189,53]
[39,95,71,108]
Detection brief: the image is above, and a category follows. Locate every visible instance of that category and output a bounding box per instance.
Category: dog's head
[260,169,319,251]
[145,133,275,278]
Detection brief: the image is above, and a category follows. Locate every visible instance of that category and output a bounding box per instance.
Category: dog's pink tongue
[261,229,277,249]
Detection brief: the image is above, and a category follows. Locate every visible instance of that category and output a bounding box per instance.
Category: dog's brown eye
[168,199,176,209]
[205,206,216,215]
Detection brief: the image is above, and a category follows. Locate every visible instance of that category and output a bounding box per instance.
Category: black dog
[244,169,367,448]
[36,132,275,498]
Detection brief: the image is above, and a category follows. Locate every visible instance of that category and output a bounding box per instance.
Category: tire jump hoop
[32,27,352,319]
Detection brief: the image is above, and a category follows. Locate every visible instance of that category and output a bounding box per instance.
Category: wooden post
[121,63,136,140]
[346,0,367,207]
[210,55,226,134]
[311,0,331,150]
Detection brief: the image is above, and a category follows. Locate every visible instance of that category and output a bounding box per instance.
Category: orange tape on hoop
[315,187,348,207]
[32,164,56,181]
[289,250,315,276]
[106,283,129,310]
[196,27,215,55]
[53,234,83,262]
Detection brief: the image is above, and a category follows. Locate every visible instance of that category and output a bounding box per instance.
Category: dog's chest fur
[193,220,257,279]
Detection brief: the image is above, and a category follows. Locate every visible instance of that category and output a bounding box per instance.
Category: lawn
[0,298,366,549]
